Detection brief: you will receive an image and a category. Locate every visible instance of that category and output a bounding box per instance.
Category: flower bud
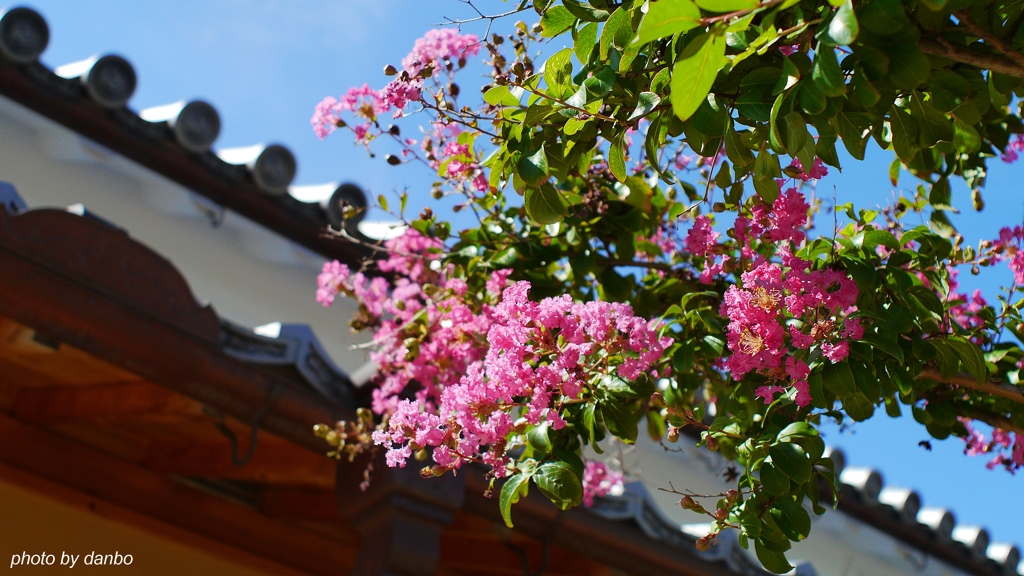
[705,436,719,452]
[383,64,398,76]
[667,426,681,443]
[971,264,980,275]
[680,495,703,511]
[650,391,666,408]
[420,467,434,478]
[726,489,740,503]
[415,449,429,461]
[972,189,985,212]
[386,154,401,166]
[695,535,712,551]
[715,507,728,521]
[713,202,726,213]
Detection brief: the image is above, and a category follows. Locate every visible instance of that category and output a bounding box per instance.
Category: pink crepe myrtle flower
[787,157,829,181]
[326,231,673,473]
[1002,134,1024,163]
[402,28,481,76]
[583,461,624,507]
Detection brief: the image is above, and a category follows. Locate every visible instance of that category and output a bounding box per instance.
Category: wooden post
[336,454,465,576]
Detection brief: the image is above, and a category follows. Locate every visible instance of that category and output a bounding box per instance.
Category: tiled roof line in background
[0,5,373,264]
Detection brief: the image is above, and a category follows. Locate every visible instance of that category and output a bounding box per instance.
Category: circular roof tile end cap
[916,506,956,540]
[0,6,48,63]
[838,467,883,502]
[987,543,1021,575]
[823,446,846,476]
[171,100,220,153]
[251,144,296,195]
[877,486,921,523]
[71,54,136,109]
[325,183,367,229]
[953,525,991,559]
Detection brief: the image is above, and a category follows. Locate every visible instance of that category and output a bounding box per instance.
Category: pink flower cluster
[402,28,481,76]
[1001,134,1024,163]
[373,280,672,473]
[713,191,860,406]
[732,188,810,260]
[787,157,829,181]
[961,417,1024,472]
[312,28,479,138]
[686,216,729,284]
[991,225,1024,286]
[582,461,624,507]
[318,230,671,477]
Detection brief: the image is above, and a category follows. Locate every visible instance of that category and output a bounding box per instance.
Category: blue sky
[22,0,1023,544]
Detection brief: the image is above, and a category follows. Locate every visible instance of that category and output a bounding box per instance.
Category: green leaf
[946,337,987,384]
[889,105,918,162]
[609,134,627,181]
[671,32,727,121]
[777,421,817,442]
[527,423,553,454]
[484,85,523,106]
[629,91,662,122]
[575,22,599,63]
[541,6,576,38]
[834,113,869,160]
[634,0,701,47]
[821,361,857,398]
[525,183,568,224]
[824,0,858,46]
[953,119,981,154]
[599,6,631,60]
[769,442,811,483]
[812,44,846,97]
[725,126,755,166]
[517,146,550,186]
[534,461,584,509]
[599,374,655,398]
[602,400,640,443]
[696,0,759,11]
[843,391,875,421]
[544,48,574,93]
[755,539,794,574]
[771,499,812,541]
[563,0,609,22]
[858,0,908,35]
[500,473,531,527]
[760,461,791,496]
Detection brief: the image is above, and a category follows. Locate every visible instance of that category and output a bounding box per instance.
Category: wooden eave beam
[9,381,201,423]
[0,414,357,575]
[0,235,353,454]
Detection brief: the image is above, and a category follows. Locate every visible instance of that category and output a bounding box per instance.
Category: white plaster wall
[0,95,369,373]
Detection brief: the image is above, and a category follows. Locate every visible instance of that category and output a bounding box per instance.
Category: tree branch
[918,368,1024,404]
[918,36,1024,78]
[963,408,1024,437]
[953,9,1024,70]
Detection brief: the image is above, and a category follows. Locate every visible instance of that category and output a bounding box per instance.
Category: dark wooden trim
[0,206,353,453]
[0,415,356,575]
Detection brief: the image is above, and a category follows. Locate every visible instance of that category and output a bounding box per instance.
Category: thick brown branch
[953,10,1024,70]
[918,36,1024,78]
[918,368,1024,404]
[963,408,1024,436]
